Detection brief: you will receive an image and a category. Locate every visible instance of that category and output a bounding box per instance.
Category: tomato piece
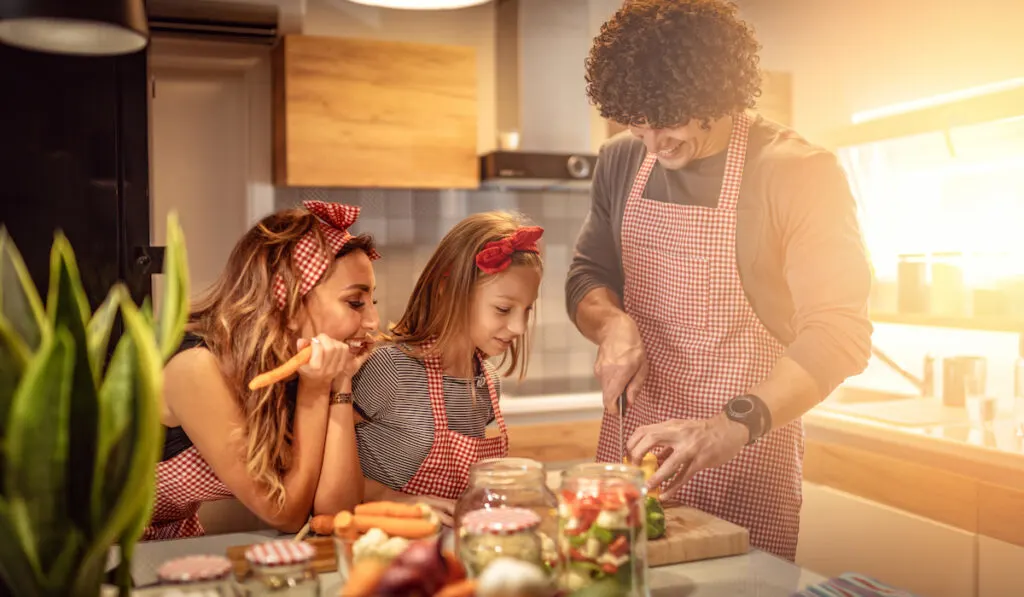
[601,562,619,575]
[608,536,629,557]
[569,547,590,562]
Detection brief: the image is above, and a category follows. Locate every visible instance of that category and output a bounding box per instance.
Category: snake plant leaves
[0,228,46,462]
[75,298,164,596]
[86,288,122,382]
[0,227,46,353]
[46,235,100,538]
[4,327,74,578]
[0,497,42,597]
[157,212,189,363]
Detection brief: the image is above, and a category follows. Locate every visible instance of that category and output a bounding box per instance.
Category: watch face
[731,396,754,415]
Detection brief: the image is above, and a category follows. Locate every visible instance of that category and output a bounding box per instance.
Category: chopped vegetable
[557,480,645,594]
[645,495,666,540]
[475,557,551,597]
[309,513,334,535]
[355,501,428,519]
[351,528,411,564]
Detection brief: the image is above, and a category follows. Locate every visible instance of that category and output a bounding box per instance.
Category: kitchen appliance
[942,355,987,408]
[478,0,606,190]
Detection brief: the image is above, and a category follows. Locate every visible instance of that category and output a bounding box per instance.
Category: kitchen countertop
[127,530,828,596]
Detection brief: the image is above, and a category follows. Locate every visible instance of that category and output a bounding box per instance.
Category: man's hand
[626,413,749,498]
[595,312,649,412]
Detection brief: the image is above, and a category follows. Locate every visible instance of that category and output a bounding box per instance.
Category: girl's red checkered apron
[595,111,804,561]
[400,345,510,500]
[143,446,233,540]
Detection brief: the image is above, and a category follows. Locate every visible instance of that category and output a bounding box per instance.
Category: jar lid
[462,507,540,535]
[157,555,232,583]
[244,540,316,567]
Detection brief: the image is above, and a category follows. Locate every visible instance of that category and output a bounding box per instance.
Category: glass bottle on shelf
[897,253,930,314]
[557,462,650,597]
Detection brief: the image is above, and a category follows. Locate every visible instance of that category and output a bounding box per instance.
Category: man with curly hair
[565,0,873,560]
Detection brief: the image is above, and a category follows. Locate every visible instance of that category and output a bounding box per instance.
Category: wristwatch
[330,390,354,405]
[723,394,771,445]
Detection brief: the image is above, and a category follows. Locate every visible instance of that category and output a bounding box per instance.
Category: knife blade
[618,390,628,464]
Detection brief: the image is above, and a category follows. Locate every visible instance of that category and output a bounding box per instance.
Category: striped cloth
[353,344,499,491]
[793,573,918,596]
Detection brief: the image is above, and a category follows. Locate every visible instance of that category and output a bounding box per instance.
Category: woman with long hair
[144,201,380,540]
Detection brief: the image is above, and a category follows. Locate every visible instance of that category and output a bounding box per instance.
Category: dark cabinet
[0,43,153,313]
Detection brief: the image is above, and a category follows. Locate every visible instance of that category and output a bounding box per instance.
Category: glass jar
[242,540,319,597]
[454,457,558,572]
[897,253,929,314]
[147,555,234,597]
[557,462,650,597]
[459,507,544,577]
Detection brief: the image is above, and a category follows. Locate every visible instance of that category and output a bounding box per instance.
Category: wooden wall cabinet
[273,34,478,189]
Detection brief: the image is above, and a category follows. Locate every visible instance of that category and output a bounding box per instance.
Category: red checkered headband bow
[272,200,381,309]
[475,226,544,274]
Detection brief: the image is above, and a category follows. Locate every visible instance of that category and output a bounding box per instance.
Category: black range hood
[479,150,597,191]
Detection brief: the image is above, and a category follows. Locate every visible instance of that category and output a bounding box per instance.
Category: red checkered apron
[401,349,510,500]
[595,112,804,561]
[142,445,233,541]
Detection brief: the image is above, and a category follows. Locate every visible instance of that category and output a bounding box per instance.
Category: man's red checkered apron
[142,446,233,541]
[595,112,804,561]
[401,349,510,500]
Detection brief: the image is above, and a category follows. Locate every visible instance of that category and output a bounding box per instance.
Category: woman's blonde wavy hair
[187,207,376,508]
[390,211,543,383]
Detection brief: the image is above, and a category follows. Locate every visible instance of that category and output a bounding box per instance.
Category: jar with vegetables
[328,501,443,581]
[459,507,544,577]
[242,540,319,596]
[557,463,650,596]
[455,457,559,572]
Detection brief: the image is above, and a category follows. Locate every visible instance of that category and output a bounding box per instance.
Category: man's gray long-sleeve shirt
[565,114,873,396]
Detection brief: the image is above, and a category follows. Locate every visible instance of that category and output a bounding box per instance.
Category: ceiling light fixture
[347,0,491,10]
[0,0,148,56]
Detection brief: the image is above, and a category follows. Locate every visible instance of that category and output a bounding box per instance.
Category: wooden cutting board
[647,504,750,567]
[225,536,337,580]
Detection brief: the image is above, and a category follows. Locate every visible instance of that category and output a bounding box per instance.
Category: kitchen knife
[618,389,628,464]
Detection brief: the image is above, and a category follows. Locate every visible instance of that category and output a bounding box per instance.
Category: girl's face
[468,264,541,358]
[294,250,380,347]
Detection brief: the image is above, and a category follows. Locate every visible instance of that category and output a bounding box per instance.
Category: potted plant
[0,214,190,597]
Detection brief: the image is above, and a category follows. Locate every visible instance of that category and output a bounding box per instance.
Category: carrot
[247,345,313,390]
[435,579,477,597]
[309,514,334,536]
[354,501,427,519]
[339,560,387,597]
[350,514,438,539]
[334,511,354,532]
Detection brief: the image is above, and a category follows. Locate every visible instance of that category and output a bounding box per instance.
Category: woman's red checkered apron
[142,445,233,541]
[595,112,804,561]
[400,351,510,500]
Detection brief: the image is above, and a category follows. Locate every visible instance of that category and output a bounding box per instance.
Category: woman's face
[295,250,380,345]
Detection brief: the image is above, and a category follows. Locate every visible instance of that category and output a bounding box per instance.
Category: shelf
[871,312,1024,333]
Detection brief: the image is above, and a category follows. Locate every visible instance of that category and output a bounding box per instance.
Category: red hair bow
[475,226,544,274]
[272,200,380,309]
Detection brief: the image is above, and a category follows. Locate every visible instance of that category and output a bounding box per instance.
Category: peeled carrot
[354,501,427,519]
[309,514,334,536]
[348,514,438,539]
[339,559,387,597]
[247,345,313,390]
[435,579,478,597]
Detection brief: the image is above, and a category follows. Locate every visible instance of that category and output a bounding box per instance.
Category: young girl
[146,201,381,540]
[352,211,543,524]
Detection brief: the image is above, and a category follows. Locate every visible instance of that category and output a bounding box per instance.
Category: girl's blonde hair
[187,207,376,508]
[390,211,543,381]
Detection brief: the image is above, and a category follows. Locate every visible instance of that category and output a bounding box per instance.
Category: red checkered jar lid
[462,507,540,535]
[244,540,316,567]
[157,554,232,583]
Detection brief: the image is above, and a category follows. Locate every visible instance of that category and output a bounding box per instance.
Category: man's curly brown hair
[585,0,762,129]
